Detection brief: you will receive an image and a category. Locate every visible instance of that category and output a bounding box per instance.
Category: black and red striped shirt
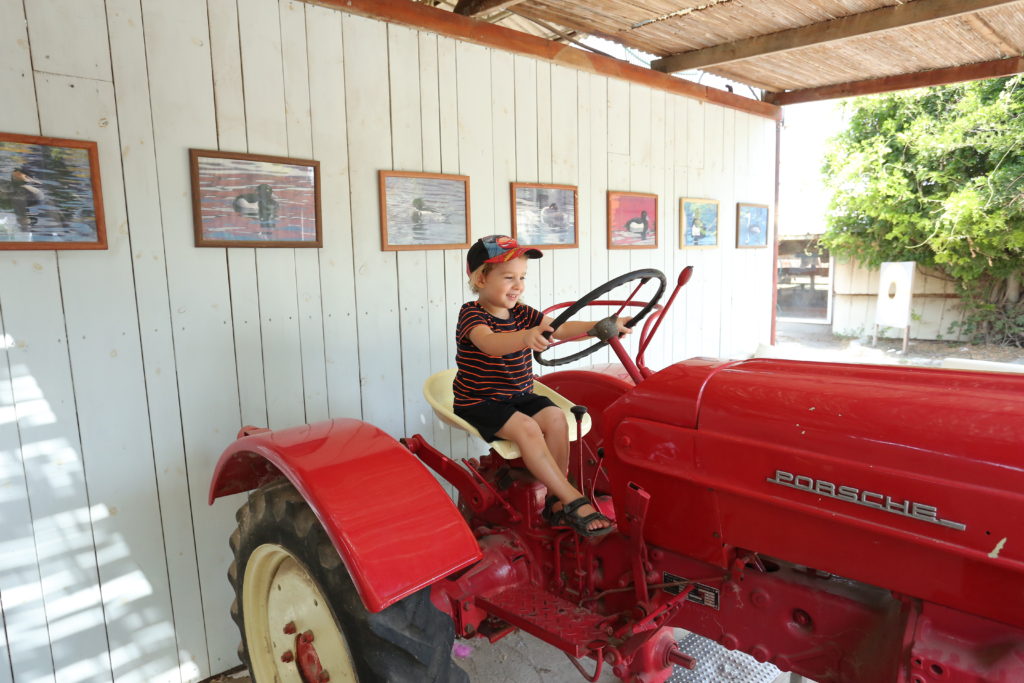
[453,301,543,408]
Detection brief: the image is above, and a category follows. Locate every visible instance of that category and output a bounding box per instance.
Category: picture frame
[680,198,718,248]
[736,202,769,248]
[510,182,578,249]
[379,170,470,251]
[190,149,321,248]
[607,191,657,249]
[0,131,106,250]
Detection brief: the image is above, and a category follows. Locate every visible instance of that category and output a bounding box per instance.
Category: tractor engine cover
[603,358,1024,630]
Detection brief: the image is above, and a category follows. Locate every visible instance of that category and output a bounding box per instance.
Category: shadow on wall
[0,354,199,682]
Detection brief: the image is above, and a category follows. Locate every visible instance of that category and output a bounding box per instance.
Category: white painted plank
[589,75,610,365]
[105,0,208,676]
[0,0,37,135]
[207,0,267,429]
[389,23,433,442]
[513,56,538,182]
[549,65,581,366]
[141,0,242,672]
[0,4,56,681]
[208,0,247,150]
[438,37,467,460]
[239,0,305,431]
[419,33,451,459]
[306,5,361,421]
[491,50,515,238]
[24,0,111,81]
[343,13,403,437]
[534,60,554,311]
[278,0,325,428]
[39,72,180,683]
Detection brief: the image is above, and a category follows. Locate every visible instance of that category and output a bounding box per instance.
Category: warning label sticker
[662,572,720,610]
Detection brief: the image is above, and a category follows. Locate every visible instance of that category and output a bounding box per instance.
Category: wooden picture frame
[680,198,718,248]
[510,182,578,249]
[379,170,470,251]
[736,202,769,248]
[190,149,321,248]
[0,131,106,250]
[607,191,657,249]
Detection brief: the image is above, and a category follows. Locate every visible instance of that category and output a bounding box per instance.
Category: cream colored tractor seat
[424,369,592,460]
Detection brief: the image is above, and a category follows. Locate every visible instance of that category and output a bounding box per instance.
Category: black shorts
[454,393,557,442]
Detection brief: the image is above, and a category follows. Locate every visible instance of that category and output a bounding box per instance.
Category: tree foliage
[822,76,1024,344]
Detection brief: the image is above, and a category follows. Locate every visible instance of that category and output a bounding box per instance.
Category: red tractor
[209,267,1024,683]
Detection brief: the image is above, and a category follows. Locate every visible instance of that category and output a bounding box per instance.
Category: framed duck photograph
[510,182,577,249]
[736,202,769,248]
[0,131,106,250]
[607,191,657,249]
[680,198,718,248]
[379,170,471,251]
[189,149,321,248]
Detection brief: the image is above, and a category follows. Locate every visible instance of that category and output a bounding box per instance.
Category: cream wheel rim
[243,543,358,682]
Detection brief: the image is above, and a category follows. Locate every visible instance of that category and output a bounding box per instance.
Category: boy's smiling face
[475,256,529,316]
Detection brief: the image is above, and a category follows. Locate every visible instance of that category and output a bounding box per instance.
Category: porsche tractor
[210,267,1024,682]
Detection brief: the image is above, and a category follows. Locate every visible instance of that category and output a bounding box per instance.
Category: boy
[453,235,630,537]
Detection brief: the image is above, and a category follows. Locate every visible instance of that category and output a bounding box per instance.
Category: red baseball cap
[466,235,542,274]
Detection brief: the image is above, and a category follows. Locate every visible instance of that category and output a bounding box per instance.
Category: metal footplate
[476,585,608,658]
[668,633,783,683]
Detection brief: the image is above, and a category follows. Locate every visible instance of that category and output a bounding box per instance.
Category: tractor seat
[423,369,592,460]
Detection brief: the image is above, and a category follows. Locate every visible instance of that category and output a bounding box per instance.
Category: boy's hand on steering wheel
[616,317,634,335]
[523,324,554,351]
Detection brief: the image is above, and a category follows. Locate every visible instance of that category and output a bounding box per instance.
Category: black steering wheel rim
[535,268,667,367]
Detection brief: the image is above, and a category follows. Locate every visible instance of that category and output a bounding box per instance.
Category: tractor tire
[228,478,468,683]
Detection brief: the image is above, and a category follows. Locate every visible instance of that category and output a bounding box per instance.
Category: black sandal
[556,497,615,537]
[541,494,559,523]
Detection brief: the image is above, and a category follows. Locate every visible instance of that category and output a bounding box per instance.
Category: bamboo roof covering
[424,0,1024,104]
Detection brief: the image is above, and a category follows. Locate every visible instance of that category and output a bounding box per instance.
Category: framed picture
[189,149,321,248]
[607,191,657,249]
[510,182,577,248]
[379,170,470,251]
[736,202,769,248]
[680,198,718,248]
[0,131,106,250]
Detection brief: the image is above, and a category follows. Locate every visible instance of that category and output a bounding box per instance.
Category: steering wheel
[535,269,667,367]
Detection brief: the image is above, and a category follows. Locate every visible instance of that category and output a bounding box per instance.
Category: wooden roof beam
[453,0,528,18]
[651,0,1024,74]
[764,55,1024,106]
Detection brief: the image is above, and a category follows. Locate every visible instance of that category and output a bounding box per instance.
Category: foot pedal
[476,585,608,657]
[476,616,516,643]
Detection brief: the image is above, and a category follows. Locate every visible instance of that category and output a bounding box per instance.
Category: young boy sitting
[453,235,630,537]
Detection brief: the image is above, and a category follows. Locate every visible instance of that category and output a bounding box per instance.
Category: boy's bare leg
[496,413,610,532]
[534,406,569,474]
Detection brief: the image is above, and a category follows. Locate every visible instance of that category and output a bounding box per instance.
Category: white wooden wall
[0,1,777,681]
[832,259,965,340]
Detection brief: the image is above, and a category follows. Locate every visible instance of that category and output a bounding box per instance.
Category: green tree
[822,76,1024,345]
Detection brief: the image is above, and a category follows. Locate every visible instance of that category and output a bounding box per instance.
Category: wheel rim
[243,543,358,683]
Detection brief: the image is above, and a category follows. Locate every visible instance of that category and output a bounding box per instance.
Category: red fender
[209,418,482,612]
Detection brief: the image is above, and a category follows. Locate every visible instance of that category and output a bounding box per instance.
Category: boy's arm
[468,323,553,356]
[547,316,633,340]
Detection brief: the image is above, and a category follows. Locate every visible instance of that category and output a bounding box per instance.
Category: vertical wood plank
[282,0,329,424]
[106,0,209,675]
[550,65,579,356]
[389,23,433,442]
[239,0,304,430]
[141,0,242,671]
[343,13,403,437]
[0,4,56,681]
[306,5,362,421]
[589,75,610,364]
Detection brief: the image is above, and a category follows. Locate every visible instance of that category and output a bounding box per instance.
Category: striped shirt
[453,301,543,408]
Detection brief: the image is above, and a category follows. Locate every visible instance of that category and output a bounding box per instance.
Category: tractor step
[476,584,609,658]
